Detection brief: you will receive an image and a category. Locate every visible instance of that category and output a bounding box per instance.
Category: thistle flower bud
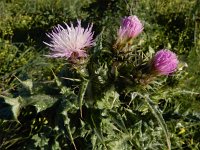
[115,15,143,47]
[152,49,179,75]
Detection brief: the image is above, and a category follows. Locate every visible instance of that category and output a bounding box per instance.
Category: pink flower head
[44,20,94,60]
[118,15,143,41]
[152,49,179,75]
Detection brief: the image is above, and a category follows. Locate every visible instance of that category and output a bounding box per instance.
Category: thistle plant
[43,17,180,149]
[1,0,199,149]
[1,15,188,150]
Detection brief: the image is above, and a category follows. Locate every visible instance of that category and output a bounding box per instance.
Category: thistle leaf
[15,77,33,94]
[22,94,57,112]
[0,95,21,121]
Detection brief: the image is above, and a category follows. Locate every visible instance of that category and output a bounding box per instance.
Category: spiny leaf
[96,86,119,109]
[0,95,21,121]
[22,94,57,112]
[15,76,33,94]
[31,134,48,148]
[109,110,128,134]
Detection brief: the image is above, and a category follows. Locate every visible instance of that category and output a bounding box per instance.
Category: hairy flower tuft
[117,15,143,43]
[152,49,179,75]
[44,20,94,60]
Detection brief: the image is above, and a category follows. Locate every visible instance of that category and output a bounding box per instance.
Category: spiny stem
[78,79,89,118]
[144,95,171,150]
[91,115,108,149]
[134,92,171,150]
[66,123,77,150]
[64,112,77,150]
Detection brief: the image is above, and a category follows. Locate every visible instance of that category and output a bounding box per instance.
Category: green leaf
[22,94,58,112]
[96,86,119,109]
[15,77,33,94]
[109,110,128,134]
[0,95,21,121]
[31,134,49,149]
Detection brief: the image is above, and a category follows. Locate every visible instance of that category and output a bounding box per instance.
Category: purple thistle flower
[44,20,94,60]
[152,49,179,75]
[117,15,143,42]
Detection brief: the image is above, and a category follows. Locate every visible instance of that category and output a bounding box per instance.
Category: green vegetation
[0,0,200,149]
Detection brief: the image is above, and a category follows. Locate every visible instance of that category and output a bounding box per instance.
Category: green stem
[91,115,108,149]
[66,122,77,150]
[144,95,171,150]
[134,92,171,150]
[62,112,77,150]
[78,79,89,118]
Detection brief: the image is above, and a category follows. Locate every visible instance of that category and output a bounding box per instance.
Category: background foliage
[0,0,200,149]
